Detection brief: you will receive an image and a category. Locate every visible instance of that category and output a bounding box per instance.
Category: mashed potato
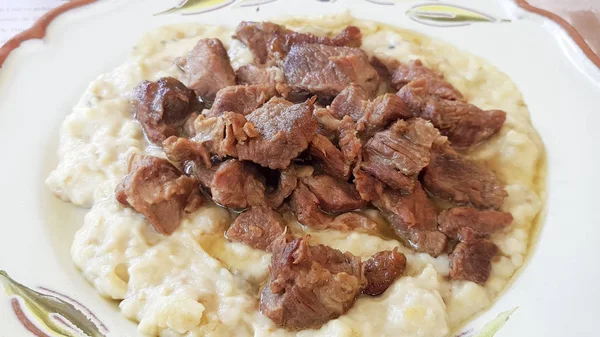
[49,14,545,337]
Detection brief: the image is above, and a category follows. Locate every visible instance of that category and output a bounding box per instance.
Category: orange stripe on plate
[0,0,98,67]
[516,0,600,69]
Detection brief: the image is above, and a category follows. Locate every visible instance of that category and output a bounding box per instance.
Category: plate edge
[515,0,600,69]
[0,0,99,68]
[1,0,599,70]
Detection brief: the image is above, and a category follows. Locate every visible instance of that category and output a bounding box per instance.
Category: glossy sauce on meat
[122,24,514,332]
[49,16,547,337]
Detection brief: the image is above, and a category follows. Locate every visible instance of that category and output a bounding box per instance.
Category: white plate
[0,0,599,336]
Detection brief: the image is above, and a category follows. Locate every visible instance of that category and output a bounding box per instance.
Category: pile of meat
[115,21,514,331]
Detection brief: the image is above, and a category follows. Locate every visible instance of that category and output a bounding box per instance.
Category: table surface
[0,0,64,45]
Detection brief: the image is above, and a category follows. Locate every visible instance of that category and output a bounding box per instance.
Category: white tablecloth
[0,0,64,45]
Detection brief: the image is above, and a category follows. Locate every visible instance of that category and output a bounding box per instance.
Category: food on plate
[362,248,407,296]
[47,14,546,337]
[132,77,202,144]
[259,235,365,331]
[115,154,202,235]
[180,38,235,101]
[225,205,286,251]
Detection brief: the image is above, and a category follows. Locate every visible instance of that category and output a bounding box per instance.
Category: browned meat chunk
[314,107,341,139]
[438,207,513,240]
[206,85,276,117]
[266,166,298,209]
[189,116,226,157]
[209,159,266,210]
[353,170,385,202]
[226,206,286,250]
[396,77,431,116]
[115,155,201,235]
[338,116,362,166]
[163,136,211,168]
[270,25,362,62]
[422,143,507,209]
[236,64,285,86]
[391,60,437,88]
[191,112,254,159]
[234,22,282,65]
[236,65,290,97]
[237,97,317,169]
[361,118,440,193]
[218,112,258,154]
[391,60,463,101]
[259,236,365,330]
[330,84,368,121]
[309,134,351,180]
[235,21,362,65]
[185,160,217,187]
[361,149,416,193]
[421,98,507,148]
[132,77,201,144]
[303,175,367,213]
[359,171,446,255]
[369,118,440,175]
[362,249,406,296]
[329,213,378,233]
[449,239,498,285]
[398,78,505,148]
[375,182,447,256]
[358,94,412,137]
[188,116,225,156]
[182,38,235,101]
[283,44,379,98]
[289,182,333,229]
[184,99,315,170]
[290,179,375,232]
[370,56,399,87]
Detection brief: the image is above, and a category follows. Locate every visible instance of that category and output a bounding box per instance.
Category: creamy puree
[47,14,546,337]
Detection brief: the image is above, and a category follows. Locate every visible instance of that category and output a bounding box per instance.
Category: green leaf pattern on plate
[155,0,236,15]
[155,0,281,15]
[1,270,106,337]
[473,307,518,337]
[406,3,510,27]
[2,269,517,337]
[236,0,279,7]
[158,1,510,28]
